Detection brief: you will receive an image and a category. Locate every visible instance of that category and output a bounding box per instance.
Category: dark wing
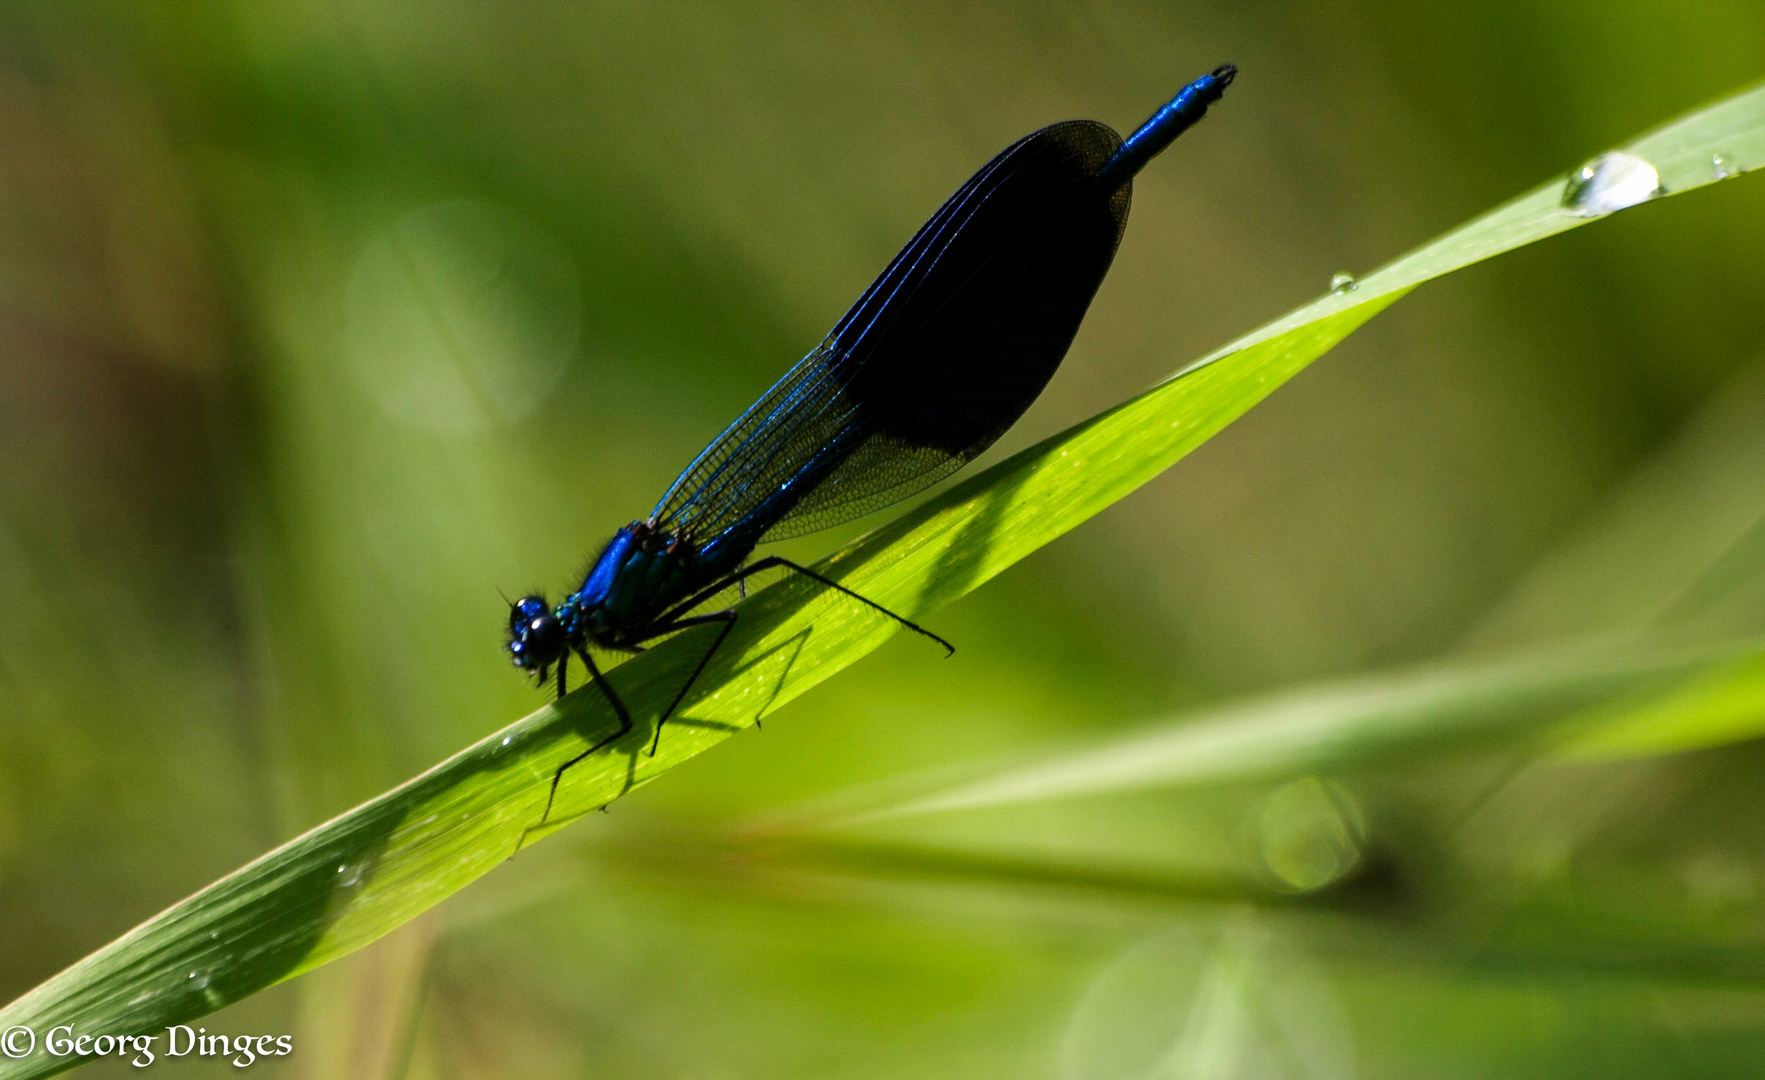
[652,119,1130,545]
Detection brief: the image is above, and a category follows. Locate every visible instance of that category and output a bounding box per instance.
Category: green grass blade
[813,636,1765,825]
[2,80,1762,1080]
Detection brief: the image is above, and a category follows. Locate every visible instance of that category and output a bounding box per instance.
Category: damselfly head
[507,594,565,674]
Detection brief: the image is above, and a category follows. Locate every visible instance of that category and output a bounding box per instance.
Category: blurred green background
[4,1,1765,1077]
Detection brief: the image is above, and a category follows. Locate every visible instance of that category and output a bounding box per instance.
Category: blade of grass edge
[1,80,1761,1080]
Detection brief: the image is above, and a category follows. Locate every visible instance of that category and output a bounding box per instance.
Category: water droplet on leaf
[1328,272,1357,295]
[1562,151,1663,216]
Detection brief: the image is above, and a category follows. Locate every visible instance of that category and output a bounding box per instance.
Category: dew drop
[1711,152,1737,180]
[336,863,363,887]
[187,970,211,992]
[501,736,513,747]
[1562,151,1663,216]
[1328,272,1358,295]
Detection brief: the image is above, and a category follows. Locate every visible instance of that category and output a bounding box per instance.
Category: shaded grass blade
[811,636,1765,825]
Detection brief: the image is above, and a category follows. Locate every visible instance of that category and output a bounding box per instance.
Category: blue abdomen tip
[1097,64,1237,185]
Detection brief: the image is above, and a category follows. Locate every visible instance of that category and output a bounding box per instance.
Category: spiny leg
[536,646,632,829]
[629,556,951,756]
[741,556,954,655]
[629,610,738,757]
[651,557,954,657]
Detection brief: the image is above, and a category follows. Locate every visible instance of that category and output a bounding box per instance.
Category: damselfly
[509,66,1236,820]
